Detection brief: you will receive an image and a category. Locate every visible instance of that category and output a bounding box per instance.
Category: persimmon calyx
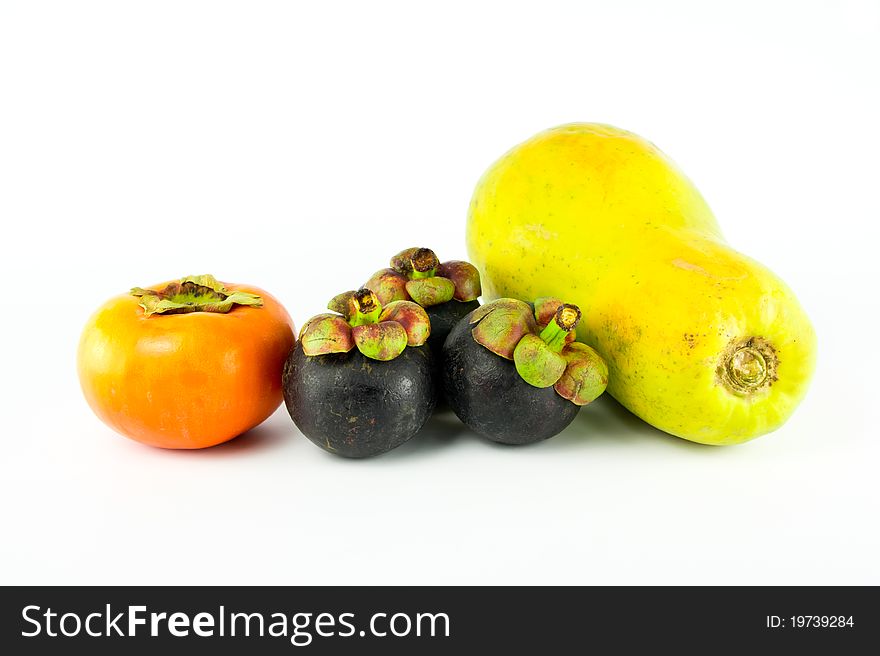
[131,274,263,317]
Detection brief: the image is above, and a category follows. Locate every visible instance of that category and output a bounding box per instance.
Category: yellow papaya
[466,123,816,444]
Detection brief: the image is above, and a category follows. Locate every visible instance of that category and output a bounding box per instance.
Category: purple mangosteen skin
[425,299,480,351]
[441,309,580,445]
[283,341,436,458]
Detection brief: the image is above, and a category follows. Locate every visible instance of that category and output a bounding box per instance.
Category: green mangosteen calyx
[364,247,482,308]
[469,297,609,405]
[299,288,431,361]
[131,274,263,317]
[555,342,609,406]
[469,298,536,359]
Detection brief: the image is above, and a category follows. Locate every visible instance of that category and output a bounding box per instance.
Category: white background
[1,1,878,585]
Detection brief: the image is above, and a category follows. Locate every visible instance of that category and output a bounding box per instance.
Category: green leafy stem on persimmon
[131,274,263,317]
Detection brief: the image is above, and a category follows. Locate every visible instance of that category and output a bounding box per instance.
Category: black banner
[1,586,875,653]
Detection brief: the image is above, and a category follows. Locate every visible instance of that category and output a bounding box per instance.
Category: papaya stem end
[719,337,778,396]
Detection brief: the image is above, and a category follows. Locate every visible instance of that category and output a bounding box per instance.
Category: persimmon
[77,274,295,449]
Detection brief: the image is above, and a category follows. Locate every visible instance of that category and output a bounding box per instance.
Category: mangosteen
[441,297,608,445]
[364,247,481,351]
[282,289,436,458]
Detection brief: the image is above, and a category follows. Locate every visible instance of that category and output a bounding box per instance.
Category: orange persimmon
[77,274,295,449]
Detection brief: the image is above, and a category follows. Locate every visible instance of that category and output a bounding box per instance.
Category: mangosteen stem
[131,274,262,317]
[348,288,382,327]
[409,248,440,279]
[538,304,582,352]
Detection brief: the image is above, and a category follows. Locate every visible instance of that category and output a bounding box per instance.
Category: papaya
[466,123,816,445]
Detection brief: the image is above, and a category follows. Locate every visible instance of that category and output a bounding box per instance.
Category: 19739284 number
[790,616,854,628]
